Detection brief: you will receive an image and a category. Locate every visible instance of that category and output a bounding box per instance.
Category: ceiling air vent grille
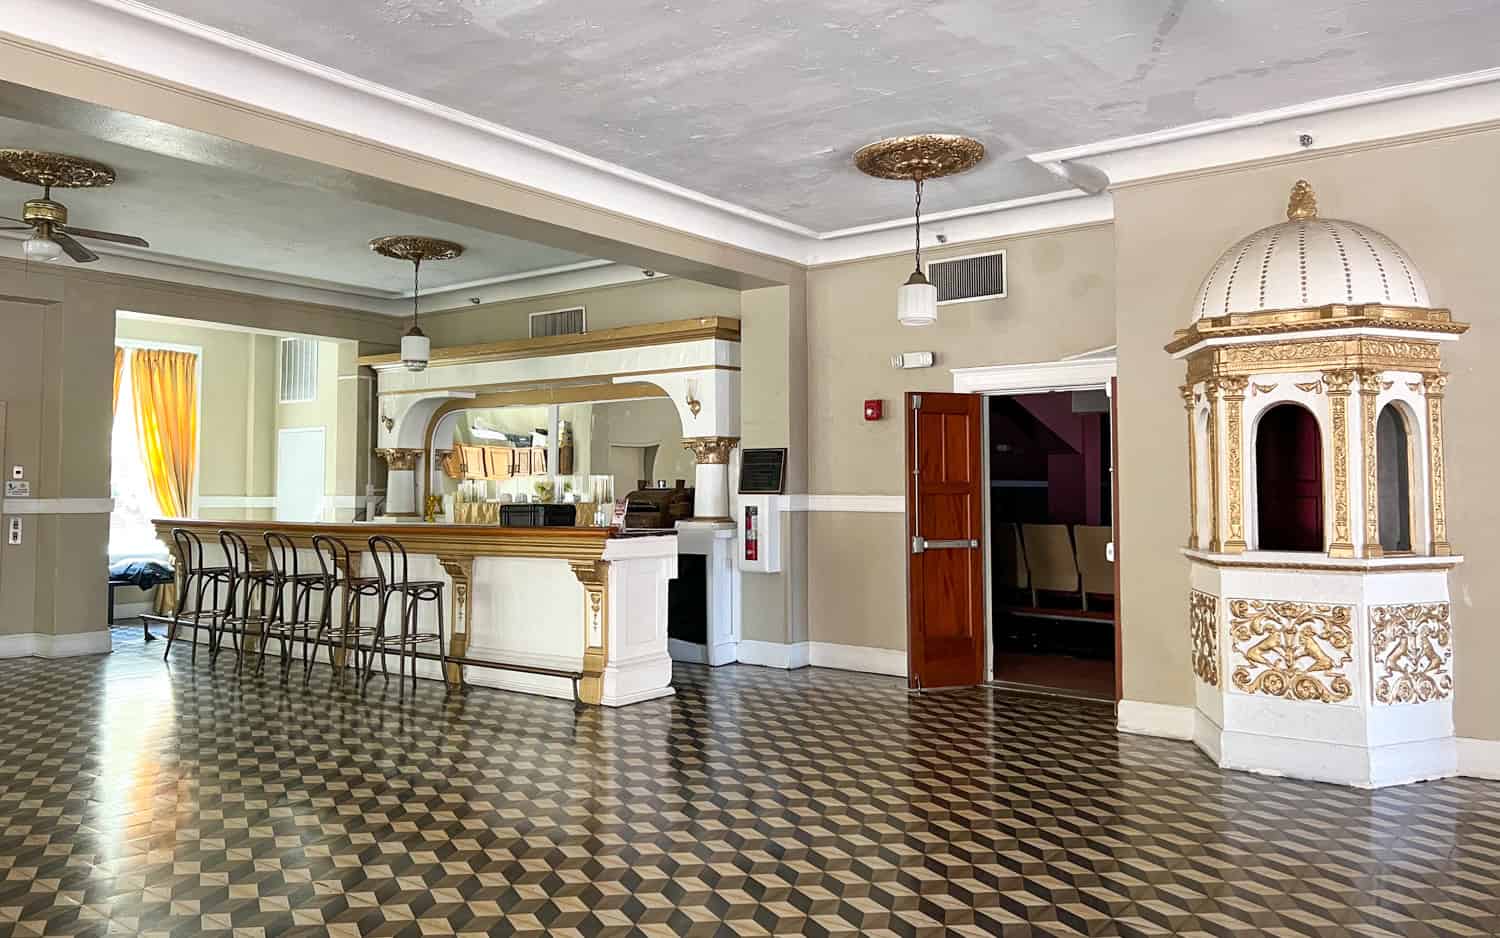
[927,251,1006,305]
[529,307,586,338]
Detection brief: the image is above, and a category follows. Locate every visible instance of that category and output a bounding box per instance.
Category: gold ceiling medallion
[0,149,116,189]
[369,235,465,262]
[853,134,985,181]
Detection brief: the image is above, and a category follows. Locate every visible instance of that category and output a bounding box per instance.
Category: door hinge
[912,394,922,410]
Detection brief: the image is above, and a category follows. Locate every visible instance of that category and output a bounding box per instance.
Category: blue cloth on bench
[108,558,175,589]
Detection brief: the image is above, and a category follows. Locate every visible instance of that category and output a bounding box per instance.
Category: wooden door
[905,392,985,689]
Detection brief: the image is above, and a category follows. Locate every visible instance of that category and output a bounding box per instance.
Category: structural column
[1219,376,1248,553]
[1358,369,1384,558]
[1205,379,1222,552]
[375,447,422,517]
[1323,369,1357,558]
[1424,373,1452,555]
[683,436,739,520]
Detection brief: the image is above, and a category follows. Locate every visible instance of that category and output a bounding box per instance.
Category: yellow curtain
[130,349,198,518]
[112,347,124,415]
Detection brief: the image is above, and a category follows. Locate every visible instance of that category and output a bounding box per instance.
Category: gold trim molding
[1184,335,1446,385]
[1167,303,1467,355]
[1357,369,1384,558]
[1190,590,1219,686]
[1423,373,1452,555]
[1229,598,1354,703]
[684,436,740,465]
[1218,376,1248,553]
[156,519,616,564]
[1370,602,1452,705]
[1181,385,1198,550]
[1324,370,1355,557]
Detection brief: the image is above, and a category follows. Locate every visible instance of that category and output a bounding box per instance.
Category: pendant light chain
[411,257,422,327]
[913,177,924,270]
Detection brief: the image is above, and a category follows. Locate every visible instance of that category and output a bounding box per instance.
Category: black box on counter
[499,503,578,527]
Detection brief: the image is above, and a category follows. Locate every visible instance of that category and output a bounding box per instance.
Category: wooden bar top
[151,519,660,564]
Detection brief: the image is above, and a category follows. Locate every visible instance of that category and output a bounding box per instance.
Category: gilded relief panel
[1370,603,1453,705]
[1189,591,1219,687]
[1228,599,1354,703]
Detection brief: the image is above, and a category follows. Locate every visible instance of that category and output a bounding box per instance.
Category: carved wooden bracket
[437,554,474,688]
[569,559,609,705]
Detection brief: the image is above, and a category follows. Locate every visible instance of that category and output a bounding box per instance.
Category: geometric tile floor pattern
[0,629,1497,937]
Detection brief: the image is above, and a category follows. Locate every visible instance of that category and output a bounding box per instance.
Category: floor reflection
[0,627,1494,936]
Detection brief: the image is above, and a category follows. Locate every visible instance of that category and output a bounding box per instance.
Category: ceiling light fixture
[854,134,985,326]
[22,231,63,263]
[370,235,464,372]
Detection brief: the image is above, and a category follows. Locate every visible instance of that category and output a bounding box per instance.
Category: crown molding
[1029,67,1500,189]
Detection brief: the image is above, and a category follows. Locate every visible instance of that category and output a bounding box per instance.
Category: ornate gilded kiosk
[1167,181,1468,787]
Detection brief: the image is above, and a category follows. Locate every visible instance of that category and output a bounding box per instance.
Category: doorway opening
[987,389,1116,700]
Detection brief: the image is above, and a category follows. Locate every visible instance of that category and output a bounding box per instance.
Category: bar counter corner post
[570,559,610,705]
[437,554,474,688]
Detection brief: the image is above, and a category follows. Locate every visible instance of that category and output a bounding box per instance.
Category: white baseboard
[1117,699,1195,740]
[668,638,709,664]
[0,630,113,658]
[1459,737,1500,780]
[736,639,810,670]
[808,641,906,677]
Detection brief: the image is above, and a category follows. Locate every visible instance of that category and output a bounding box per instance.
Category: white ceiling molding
[419,264,667,314]
[1029,67,1500,189]
[952,354,1117,396]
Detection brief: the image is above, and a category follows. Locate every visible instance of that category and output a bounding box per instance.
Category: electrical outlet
[9,466,21,481]
[6,518,20,545]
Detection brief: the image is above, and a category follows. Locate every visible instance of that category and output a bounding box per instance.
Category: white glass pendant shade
[401,326,430,372]
[22,235,62,263]
[897,269,938,327]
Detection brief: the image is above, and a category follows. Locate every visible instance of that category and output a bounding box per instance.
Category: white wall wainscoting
[0,497,115,514]
[196,495,278,509]
[779,495,904,513]
[734,640,906,677]
[1459,737,1500,780]
[1116,700,1196,740]
[0,630,113,659]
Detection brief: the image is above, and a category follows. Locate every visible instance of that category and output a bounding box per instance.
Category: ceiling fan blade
[52,231,99,264]
[58,225,149,248]
[0,216,26,224]
[0,226,32,231]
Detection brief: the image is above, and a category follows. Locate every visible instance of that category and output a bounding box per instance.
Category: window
[1377,405,1413,552]
[1255,403,1324,552]
[279,337,318,402]
[109,351,165,558]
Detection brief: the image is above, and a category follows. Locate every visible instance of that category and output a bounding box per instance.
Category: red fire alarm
[864,399,883,421]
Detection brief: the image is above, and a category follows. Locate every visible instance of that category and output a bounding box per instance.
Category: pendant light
[370,235,464,372]
[854,134,985,327]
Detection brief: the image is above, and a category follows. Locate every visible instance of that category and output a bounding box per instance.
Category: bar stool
[218,530,276,673]
[367,534,452,696]
[164,527,233,664]
[310,534,383,686]
[259,531,328,682]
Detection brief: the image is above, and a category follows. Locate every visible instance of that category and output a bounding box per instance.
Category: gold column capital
[683,436,740,465]
[375,447,422,470]
[1322,369,1356,395]
[1422,372,1449,397]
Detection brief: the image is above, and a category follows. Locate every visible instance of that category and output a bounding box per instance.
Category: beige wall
[422,278,741,347]
[0,260,396,640]
[1114,128,1500,742]
[276,338,347,504]
[803,225,1116,651]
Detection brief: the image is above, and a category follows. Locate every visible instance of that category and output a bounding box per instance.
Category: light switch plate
[9,466,21,480]
[7,518,20,545]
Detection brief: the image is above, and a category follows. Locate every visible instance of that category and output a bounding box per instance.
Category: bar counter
[152,519,679,705]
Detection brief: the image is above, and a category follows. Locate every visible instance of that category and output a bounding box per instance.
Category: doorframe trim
[954,351,1118,686]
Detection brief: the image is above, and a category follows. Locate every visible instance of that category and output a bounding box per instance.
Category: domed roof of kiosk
[1191,181,1431,321]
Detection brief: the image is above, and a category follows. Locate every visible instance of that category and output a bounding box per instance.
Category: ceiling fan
[0,148,149,264]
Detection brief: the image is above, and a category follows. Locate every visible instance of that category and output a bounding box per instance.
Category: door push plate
[912,537,979,554]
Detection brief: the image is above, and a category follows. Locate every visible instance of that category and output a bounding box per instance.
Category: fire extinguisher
[744,505,759,562]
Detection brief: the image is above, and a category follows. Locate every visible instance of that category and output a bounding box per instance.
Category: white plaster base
[675,520,740,665]
[1117,700,1196,740]
[1459,737,1500,780]
[736,639,810,670]
[693,461,730,520]
[0,630,113,658]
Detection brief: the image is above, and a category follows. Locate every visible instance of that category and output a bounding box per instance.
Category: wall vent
[927,251,1006,305]
[279,337,318,403]
[529,307,587,338]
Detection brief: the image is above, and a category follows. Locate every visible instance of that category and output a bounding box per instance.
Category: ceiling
[0,113,594,297]
[132,0,1500,230]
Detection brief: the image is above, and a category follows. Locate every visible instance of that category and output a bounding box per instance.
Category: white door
[276,427,325,522]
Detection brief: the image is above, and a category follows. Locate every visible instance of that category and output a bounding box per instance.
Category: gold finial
[1286,179,1318,220]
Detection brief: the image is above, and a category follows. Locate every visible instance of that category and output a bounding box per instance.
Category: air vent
[279,337,318,403]
[529,307,586,338]
[927,251,1006,305]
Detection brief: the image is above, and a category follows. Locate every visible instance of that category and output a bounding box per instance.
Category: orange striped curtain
[112,347,125,415]
[130,349,198,518]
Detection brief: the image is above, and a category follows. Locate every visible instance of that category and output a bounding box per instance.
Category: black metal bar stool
[310,534,383,686]
[164,527,233,664]
[218,530,276,673]
[367,534,451,696]
[259,531,328,682]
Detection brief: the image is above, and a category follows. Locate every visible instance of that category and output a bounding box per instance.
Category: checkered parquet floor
[0,629,1497,937]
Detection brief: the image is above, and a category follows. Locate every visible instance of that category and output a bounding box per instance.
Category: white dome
[1191,181,1430,321]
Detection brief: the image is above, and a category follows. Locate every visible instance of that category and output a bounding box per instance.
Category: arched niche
[1377,402,1416,553]
[1254,402,1324,552]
